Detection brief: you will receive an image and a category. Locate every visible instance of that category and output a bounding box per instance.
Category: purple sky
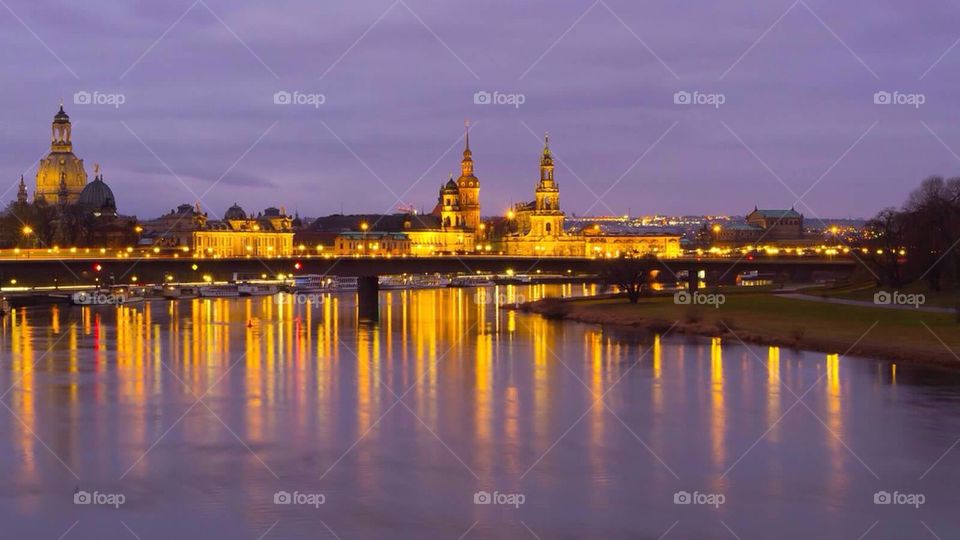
[0,0,957,220]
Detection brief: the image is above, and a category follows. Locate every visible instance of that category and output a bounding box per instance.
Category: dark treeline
[862,177,960,291]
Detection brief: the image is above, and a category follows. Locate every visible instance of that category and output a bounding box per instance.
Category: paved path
[774,292,957,314]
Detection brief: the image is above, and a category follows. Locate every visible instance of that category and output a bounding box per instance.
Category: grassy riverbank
[517,291,960,367]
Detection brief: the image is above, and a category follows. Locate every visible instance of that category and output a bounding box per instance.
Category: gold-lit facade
[35,105,88,205]
[505,135,681,257]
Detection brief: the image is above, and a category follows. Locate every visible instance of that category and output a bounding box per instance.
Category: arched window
[546,222,552,234]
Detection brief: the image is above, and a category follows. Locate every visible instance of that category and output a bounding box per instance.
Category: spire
[17,175,27,204]
[460,120,475,178]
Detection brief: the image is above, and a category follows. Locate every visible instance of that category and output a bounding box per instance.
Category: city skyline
[0,1,957,219]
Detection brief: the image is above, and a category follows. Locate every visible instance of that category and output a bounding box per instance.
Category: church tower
[530,133,564,237]
[439,174,462,229]
[35,103,88,205]
[456,121,481,235]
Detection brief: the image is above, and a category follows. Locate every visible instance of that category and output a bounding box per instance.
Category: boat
[238,282,279,296]
[162,284,201,300]
[0,298,9,315]
[71,285,146,305]
[199,284,240,297]
[293,274,328,293]
[448,276,495,288]
[331,276,358,291]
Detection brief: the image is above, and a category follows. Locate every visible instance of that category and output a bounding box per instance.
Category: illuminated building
[334,231,411,256]
[141,203,294,257]
[35,104,88,205]
[712,207,805,245]
[504,134,584,256]
[504,134,681,257]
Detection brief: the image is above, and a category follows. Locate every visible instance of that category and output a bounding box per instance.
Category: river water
[0,284,957,539]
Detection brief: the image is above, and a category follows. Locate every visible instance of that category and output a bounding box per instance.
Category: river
[0,283,957,539]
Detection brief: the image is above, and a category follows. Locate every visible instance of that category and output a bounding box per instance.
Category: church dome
[225,203,247,220]
[78,174,116,211]
[36,104,87,205]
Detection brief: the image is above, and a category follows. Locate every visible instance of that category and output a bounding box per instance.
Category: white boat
[238,283,279,296]
[448,276,495,288]
[71,286,146,305]
[332,276,358,291]
[293,274,328,292]
[199,284,240,297]
[162,285,200,300]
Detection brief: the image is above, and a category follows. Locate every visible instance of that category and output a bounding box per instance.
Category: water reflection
[0,284,958,538]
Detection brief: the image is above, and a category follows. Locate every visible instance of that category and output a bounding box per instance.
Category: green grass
[801,281,959,308]
[563,292,960,365]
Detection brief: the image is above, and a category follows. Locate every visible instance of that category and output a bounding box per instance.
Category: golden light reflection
[710,337,725,469]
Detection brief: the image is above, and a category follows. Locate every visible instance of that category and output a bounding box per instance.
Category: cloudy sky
[0,0,956,220]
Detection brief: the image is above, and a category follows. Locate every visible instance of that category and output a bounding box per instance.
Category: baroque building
[36,104,88,205]
[504,134,681,258]
[139,203,295,257]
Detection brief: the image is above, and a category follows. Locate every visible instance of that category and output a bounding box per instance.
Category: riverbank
[514,292,960,368]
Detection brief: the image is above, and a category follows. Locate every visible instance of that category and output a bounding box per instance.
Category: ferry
[293,274,328,292]
[238,282,280,296]
[70,285,146,305]
[162,284,201,300]
[199,284,240,298]
[448,275,495,288]
[379,274,450,290]
[331,276,358,291]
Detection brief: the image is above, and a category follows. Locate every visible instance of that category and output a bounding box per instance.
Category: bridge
[0,255,856,288]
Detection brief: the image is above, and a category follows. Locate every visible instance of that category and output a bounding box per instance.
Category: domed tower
[456,121,481,235]
[35,103,88,205]
[439,174,462,229]
[78,164,117,216]
[531,133,564,237]
[224,203,247,221]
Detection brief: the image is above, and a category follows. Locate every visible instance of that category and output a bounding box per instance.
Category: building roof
[78,175,116,211]
[224,203,247,220]
[309,213,443,232]
[750,209,802,219]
